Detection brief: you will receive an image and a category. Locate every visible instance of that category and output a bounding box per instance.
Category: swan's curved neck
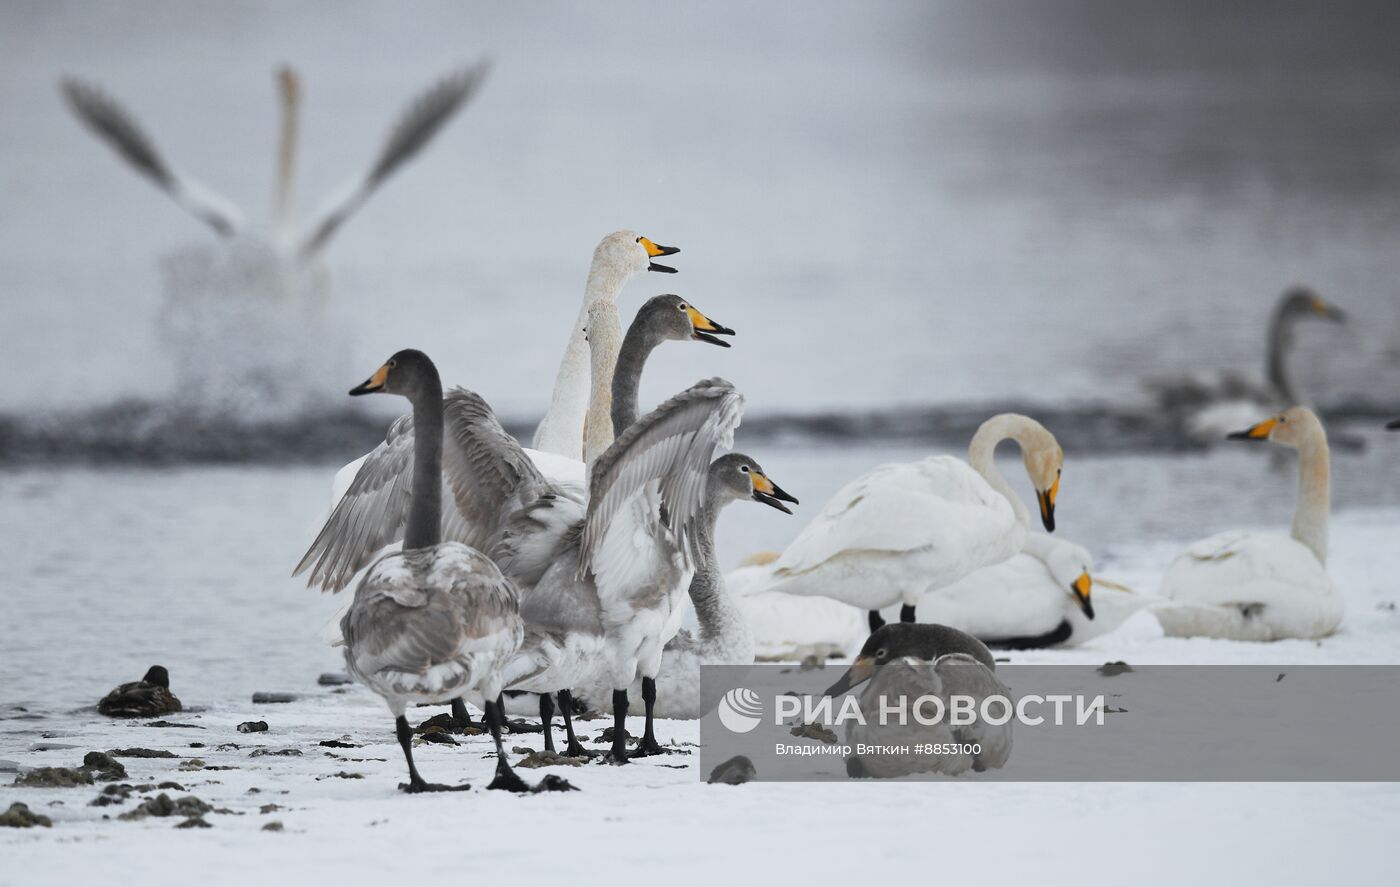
[275,71,300,228]
[533,255,635,458]
[967,415,1033,527]
[403,370,444,551]
[1266,306,1301,405]
[583,303,621,465]
[610,320,665,435]
[1290,426,1330,564]
[689,490,753,660]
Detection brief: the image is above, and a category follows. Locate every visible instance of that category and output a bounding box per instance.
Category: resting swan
[744,413,1061,638]
[1153,406,1342,641]
[825,624,1011,779]
[335,349,543,793]
[566,454,798,720]
[532,230,680,460]
[297,294,734,593]
[1149,288,1346,443]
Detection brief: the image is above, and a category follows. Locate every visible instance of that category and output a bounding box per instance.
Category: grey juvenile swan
[1149,287,1346,443]
[567,454,798,721]
[825,624,1012,778]
[334,349,550,793]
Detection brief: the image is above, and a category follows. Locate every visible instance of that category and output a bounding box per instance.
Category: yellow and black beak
[1071,572,1094,620]
[686,304,736,347]
[640,236,680,273]
[349,363,391,396]
[1311,296,1346,322]
[1036,473,1059,533]
[824,656,874,697]
[1227,417,1278,442]
[751,472,799,514]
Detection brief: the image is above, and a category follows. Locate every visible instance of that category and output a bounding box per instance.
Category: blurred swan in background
[1148,287,1346,444]
[734,413,1062,642]
[1153,406,1342,640]
[825,624,1011,778]
[60,64,486,419]
[532,231,680,460]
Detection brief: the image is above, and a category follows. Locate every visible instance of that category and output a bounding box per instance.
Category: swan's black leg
[539,692,556,753]
[558,690,594,758]
[868,610,885,633]
[451,697,473,728]
[631,677,671,757]
[397,715,468,793]
[603,689,630,765]
[485,699,531,792]
[900,604,917,623]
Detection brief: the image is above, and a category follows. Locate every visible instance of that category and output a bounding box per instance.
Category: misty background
[4,0,1400,430]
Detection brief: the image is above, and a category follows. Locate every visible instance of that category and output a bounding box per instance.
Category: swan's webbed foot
[533,774,579,792]
[628,736,676,758]
[399,779,470,794]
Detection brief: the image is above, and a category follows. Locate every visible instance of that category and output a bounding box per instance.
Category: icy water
[7,432,1400,708]
[5,1,1400,422]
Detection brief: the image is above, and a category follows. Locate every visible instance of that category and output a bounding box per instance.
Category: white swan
[744,413,1062,637]
[532,230,680,460]
[726,551,867,660]
[1153,406,1343,641]
[61,65,486,419]
[1147,288,1346,443]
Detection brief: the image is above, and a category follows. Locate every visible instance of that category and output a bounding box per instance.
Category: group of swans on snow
[294,222,1355,790]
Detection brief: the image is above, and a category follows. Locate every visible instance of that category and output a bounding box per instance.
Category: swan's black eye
[1279,416,1287,423]
[678,303,688,311]
[635,236,642,243]
[740,465,749,473]
[387,359,397,369]
[875,648,887,660]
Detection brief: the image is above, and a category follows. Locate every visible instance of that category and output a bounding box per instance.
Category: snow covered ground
[3,450,1400,884]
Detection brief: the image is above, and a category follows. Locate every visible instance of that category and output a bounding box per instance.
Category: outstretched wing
[60,77,242,237]
[293,386,552,592]
[300,63,488,256]
[579,378,744,579]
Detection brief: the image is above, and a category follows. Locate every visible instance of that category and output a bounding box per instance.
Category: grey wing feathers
[300,63,487,256]
[294,388,554,593]
[60,77,240,237]
[295,414,417,592]
[579,378,744,576]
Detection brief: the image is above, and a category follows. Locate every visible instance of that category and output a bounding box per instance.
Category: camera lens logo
[717,687,763,733]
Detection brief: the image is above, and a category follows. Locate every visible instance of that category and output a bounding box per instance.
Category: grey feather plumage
[294,386,556,593]
[580,378,743,578]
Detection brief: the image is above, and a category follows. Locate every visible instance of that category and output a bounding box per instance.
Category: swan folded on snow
[298,293,734,594]
[533,231,681,460]
[825,624,1011,778]
[736,413,1061,642]
[334,349,562,793]
[1152,406,1343,641]
[567,454,798,720]
[1148,288,1346,444]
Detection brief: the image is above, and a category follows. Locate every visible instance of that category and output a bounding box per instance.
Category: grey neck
[1266,307,1301,404]
[403,371,444,551]
[610,321,665,434]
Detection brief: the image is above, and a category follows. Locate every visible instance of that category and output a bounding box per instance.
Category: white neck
[531,250,636,459]
[1290,421,1330,564]
[967,413,1047,528]
[583,302,622,466]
